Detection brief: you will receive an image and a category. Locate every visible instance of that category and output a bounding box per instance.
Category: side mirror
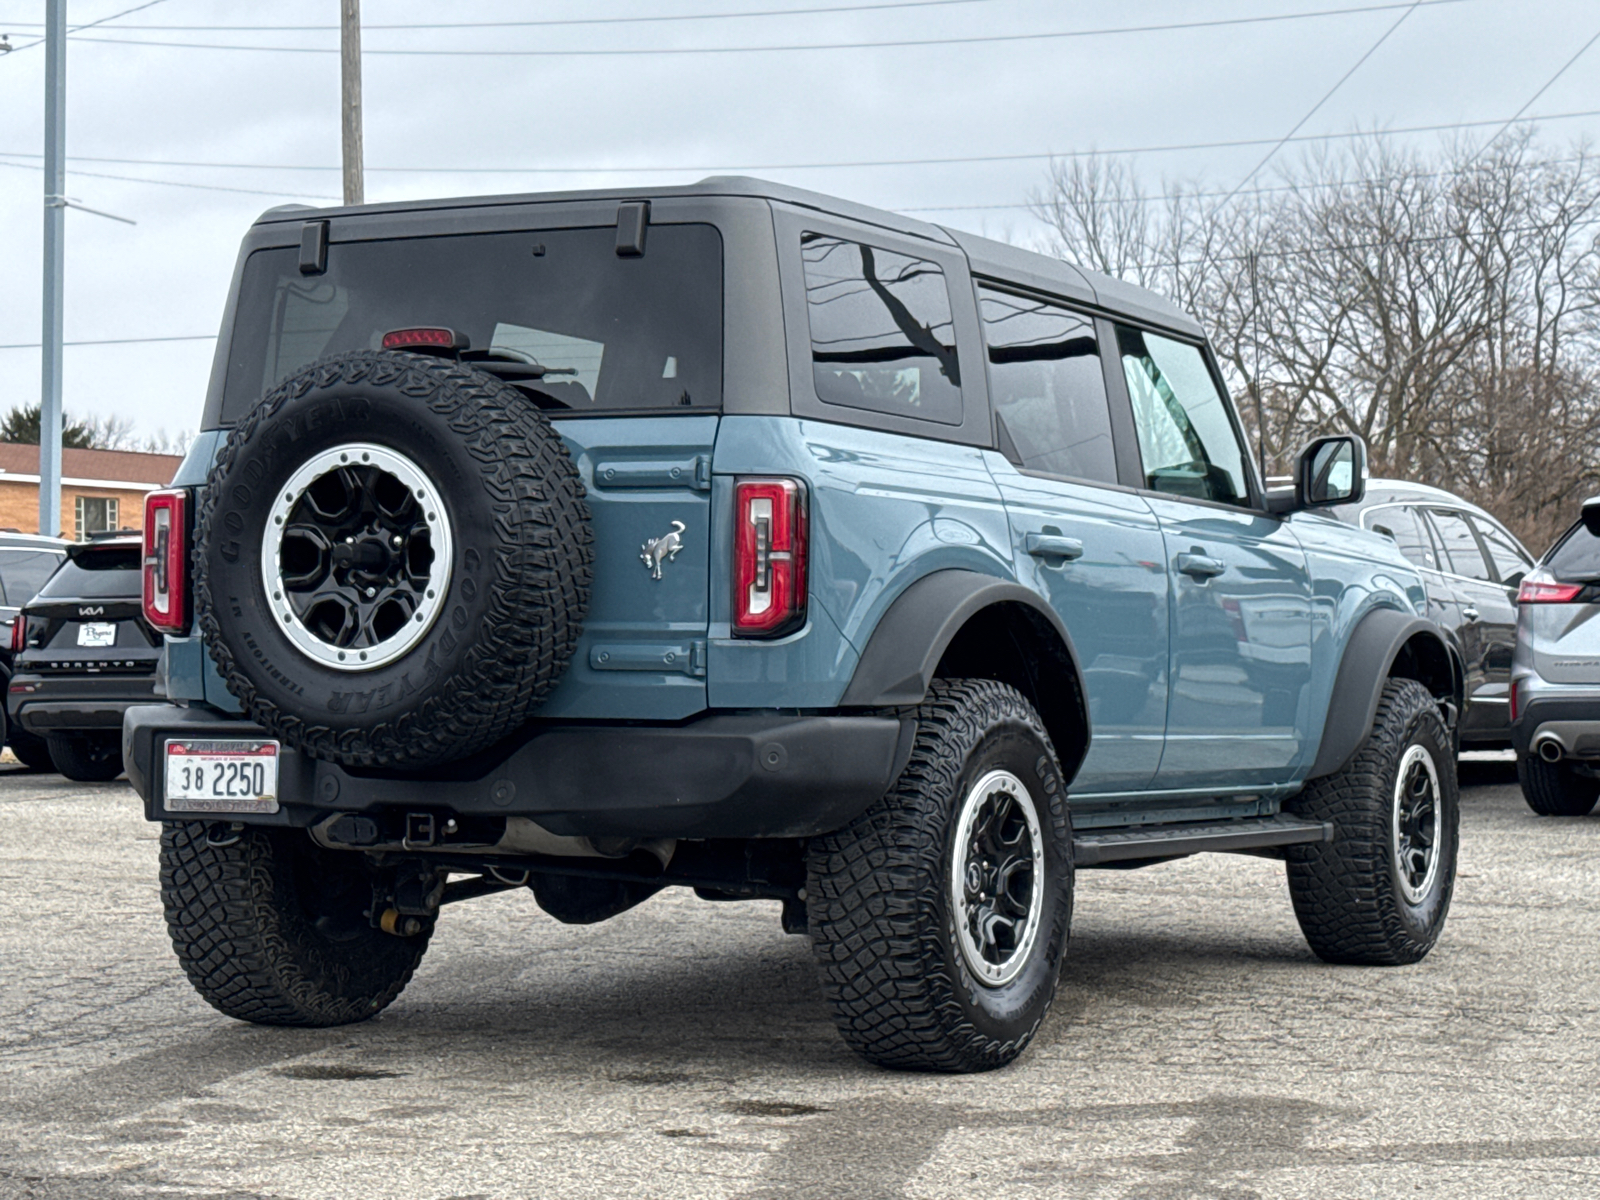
[1582,496,1600,536]
[1297,434,1366,508]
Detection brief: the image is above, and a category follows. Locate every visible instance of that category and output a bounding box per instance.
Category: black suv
[11,535,159,780]
[1334,480,1534,749]
[0,532,70,769]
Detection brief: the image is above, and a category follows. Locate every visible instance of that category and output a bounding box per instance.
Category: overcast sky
[2,0,1598,444]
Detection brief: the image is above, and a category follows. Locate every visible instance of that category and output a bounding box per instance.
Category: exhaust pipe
[1536,736,1564,763]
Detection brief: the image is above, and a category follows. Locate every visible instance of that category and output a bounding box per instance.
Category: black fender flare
[840,568,1086,707]
[1306,606,1460,780]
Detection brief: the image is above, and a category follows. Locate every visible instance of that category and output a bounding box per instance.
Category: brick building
[0,443,182,540]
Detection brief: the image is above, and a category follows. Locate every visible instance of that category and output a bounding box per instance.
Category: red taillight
[733,478,807,638]
[143,489,189,632]
[381,326,465,351]
[9,615,24,653]
[1518,578,1583,603]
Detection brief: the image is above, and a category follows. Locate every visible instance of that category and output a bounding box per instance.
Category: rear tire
[160,822,430,1026]
[1286,678,1458,965]
[806,679,1073,1073]
[47,733,124,782]
[1517,753,1600,816]
[8,729,52,772]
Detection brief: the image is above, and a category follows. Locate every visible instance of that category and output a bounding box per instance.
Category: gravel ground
[1,755,1597,1199]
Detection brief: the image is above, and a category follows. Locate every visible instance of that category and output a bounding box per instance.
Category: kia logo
[77,606,104,617]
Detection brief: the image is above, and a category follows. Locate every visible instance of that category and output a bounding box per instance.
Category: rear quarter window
[800,232,963,426]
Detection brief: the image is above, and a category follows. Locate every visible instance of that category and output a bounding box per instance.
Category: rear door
[978,288,1168,794]
[1425,507,1516,739]
[537,416,718,721]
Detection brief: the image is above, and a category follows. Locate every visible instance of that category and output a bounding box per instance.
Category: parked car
[11,534,159,781]
[1333,481,1534,750]
[0,532,70,770]
[124,179,1463,1073]
[1510,497,1600,816]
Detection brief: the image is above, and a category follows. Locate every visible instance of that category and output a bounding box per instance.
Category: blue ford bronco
[128,179,1463,1073]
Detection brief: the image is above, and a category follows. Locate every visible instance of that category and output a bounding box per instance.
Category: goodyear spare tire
[195,350,592,767]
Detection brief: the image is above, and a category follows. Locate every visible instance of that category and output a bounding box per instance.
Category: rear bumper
[12,672,160,734]
[1510,689,1600,757]
[123,704,915,839]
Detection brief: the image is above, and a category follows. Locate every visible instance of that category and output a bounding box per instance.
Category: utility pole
[40,0,65,539]
[341,0,363,206]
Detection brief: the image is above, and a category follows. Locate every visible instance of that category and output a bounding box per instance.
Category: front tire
[47,733,124,782]
[1517,753,1600,816]
[806,679,1073,1073]
[1286,678,1458,965]
[160,822,431,1026]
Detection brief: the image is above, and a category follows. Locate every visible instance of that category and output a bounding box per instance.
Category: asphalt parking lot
[2,756,1597,1200]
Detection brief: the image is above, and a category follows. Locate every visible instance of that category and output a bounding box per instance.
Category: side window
[1427,509,1493,582]
[1365,506,1438,571]
[1547,521,1600,581]
[978,287,1115,484]
[1470,515,1532,585]
[1117,326,1249,506]
[800,232,962,425]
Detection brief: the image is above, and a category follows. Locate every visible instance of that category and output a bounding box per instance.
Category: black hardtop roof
[258,175,1203,338]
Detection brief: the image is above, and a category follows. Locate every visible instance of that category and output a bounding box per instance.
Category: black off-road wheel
[47,733,124,782]
[160,822,430,1026]
[1286,678,1458,965]
[806,679,1074,1073]
[8,729,53,772]
[1517,753,1600,816]
[195,349,592,768]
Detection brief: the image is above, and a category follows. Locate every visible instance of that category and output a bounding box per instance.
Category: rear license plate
[77,622,116,647]
[164,740,280,814]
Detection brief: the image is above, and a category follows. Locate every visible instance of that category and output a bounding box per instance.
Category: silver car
[1512,497,1600,816]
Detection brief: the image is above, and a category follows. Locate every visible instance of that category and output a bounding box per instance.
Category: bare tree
[1030,131,1600,552]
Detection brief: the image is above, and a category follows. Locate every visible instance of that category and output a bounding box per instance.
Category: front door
[1115,325,1313,792]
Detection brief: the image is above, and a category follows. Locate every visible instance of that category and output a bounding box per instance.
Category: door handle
[1462,606,1480,622]
[1025,533,1084,562]
[1176,553,1226,580]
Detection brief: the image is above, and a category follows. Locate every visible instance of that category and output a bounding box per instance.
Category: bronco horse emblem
[640,520,687,580]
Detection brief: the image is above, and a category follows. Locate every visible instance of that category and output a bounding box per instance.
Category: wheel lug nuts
[365,587,376,598]
[392,536,403,547]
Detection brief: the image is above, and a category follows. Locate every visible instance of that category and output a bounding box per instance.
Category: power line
[61,0,1472,58]
[4,105,1596,178]
[1220,0,1422,206]
[1470,24,1600,163]
[1,0,168,55]
[896,154,1597,211]
[0,334,216,351]
[0,158,338,200]
[0,0,1000,32]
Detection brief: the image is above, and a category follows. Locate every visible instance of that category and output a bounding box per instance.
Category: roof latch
[615,201,649,258]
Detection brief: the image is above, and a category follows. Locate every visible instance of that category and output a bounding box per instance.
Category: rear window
[37,545,141,600]
[222,224,723,421]
[1546,522,1600,581]
[0,549,65,607]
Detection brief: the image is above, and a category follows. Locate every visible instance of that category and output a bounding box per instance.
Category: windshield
[222,224,723,421]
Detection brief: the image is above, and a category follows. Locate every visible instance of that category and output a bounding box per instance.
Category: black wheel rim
[951,769,1045,987]
[1392,743,1441,904]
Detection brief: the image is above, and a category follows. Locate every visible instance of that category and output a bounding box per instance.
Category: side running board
[1073,814,1333,867]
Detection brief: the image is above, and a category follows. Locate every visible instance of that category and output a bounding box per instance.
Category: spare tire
[195,350,592,767]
